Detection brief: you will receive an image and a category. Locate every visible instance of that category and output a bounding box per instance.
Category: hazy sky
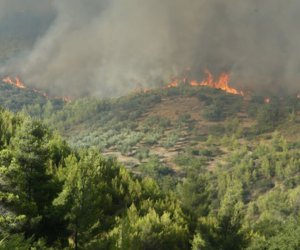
[1,0,300,96]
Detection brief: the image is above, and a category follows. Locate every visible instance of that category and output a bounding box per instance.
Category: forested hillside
[2,0,300,249]
[0,86,300,249]
[22,86,300,177]
[0,81,65,112]
[0,108,190,249]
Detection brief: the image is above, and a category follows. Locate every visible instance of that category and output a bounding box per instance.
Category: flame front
[2,76,72,103]
[2,76,26,89]
[168,69,244,96]
[167,78,179,88]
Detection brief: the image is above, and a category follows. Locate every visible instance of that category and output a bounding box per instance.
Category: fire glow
[1,76,72,103]
[2,76,26,89]
[264,97,271,104]
[167,69,244,96]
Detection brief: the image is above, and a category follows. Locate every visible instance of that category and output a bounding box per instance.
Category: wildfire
[1,76,72,103]
[32,88,49,98]
[167,69,244,96]
[2,76,26,89]
[264,97,271,104]
[167,78,179,88]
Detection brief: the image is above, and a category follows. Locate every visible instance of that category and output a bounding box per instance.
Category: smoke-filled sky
[1,0,300,96]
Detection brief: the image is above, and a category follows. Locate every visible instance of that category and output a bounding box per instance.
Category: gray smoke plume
[1,0,300,96]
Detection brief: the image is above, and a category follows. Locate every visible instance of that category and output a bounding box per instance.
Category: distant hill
[1,81,300,174]
[4,85,296,174]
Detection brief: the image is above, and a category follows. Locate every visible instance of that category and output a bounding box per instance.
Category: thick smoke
[2,0,300,96]
[0,0,52,20]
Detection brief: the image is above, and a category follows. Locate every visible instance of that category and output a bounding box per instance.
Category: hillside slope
[0,80,65,111]
[1,84,300,249]
[16,85,299,174]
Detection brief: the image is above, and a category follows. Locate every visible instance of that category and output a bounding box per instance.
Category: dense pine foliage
[0,109,192,249]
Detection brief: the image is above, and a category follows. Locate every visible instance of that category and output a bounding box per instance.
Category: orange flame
[167,78,179,88]
[15,77,26,89]
[2,76,72,103]
[2,76,26,89]
[167,69,244,96]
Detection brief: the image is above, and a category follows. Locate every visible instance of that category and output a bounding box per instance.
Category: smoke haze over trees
[1,0,300,96]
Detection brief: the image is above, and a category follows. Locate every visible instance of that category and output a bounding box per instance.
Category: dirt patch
[145,96,203,121]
